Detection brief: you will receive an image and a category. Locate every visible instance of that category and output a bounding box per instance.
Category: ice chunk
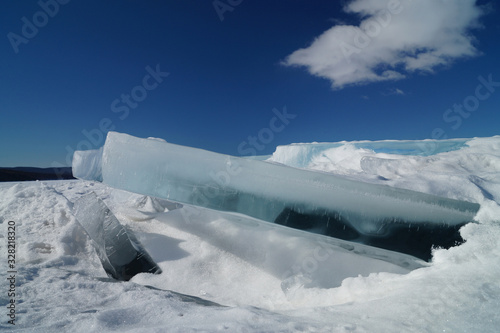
[74,132,480,260]
[72,147,103,182]
[73,192,162,281]
[268,139,468,168]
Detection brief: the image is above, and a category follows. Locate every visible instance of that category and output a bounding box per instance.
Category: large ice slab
[73,132,480,260]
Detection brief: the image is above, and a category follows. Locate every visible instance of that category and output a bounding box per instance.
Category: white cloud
[383,87,405,96]
[283,0,486,90]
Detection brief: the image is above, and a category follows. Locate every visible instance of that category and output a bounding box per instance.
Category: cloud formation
[283,0,486,90]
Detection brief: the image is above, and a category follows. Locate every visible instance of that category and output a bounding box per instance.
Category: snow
[1,136,500,332]
[267,138,469,170]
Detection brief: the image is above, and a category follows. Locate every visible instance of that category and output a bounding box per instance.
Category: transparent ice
[73,192,161,280]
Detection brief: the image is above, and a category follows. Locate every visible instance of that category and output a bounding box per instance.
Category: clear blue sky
[1,0,499,167]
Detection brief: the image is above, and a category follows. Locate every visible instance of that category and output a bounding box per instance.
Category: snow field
[1,136,500,332]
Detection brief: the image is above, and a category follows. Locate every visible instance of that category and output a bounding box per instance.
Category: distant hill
[0,167,75,182]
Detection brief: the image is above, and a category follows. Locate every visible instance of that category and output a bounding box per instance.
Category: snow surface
[1,136,500,332]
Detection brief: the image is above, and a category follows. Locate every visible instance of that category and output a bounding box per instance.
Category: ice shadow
[469,175,495,201]
[275,207,467,261]
[138,232,190,263]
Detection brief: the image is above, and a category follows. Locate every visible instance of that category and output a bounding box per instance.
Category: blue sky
[1,0,499,167]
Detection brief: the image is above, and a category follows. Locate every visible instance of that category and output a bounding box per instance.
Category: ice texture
[73,191,162,281]
[74,132,480,260]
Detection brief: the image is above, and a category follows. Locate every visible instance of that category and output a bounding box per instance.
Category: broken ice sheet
[73,192,162,281]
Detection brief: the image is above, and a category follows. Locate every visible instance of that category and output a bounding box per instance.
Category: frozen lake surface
[1,136,500,332]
